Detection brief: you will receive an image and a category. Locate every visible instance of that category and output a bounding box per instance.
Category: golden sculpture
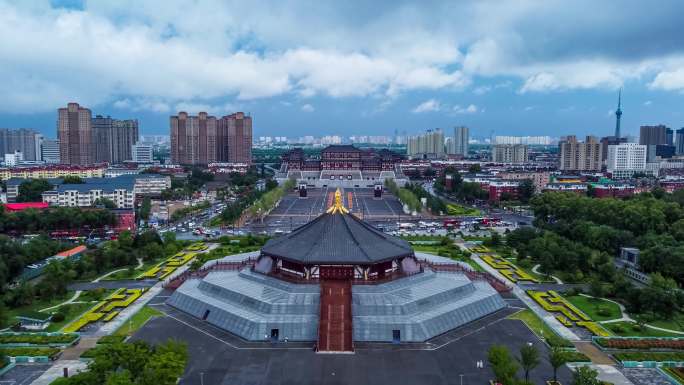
[326,188,349,214]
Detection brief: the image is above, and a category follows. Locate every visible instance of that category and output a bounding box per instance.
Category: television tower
[615,89,622,138]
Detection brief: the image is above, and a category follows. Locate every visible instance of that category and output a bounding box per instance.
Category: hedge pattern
[527,290,610,337]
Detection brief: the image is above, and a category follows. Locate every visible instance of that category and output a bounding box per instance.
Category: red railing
[164,257,511,294]
[419,260,512,293]
[163,258,258,289]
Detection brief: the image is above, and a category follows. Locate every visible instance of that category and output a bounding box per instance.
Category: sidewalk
[30,361,88,385]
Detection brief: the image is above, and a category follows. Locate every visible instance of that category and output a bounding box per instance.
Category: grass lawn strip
[606,321,683,338]
[112,306,163,337]
[507,309,573,348]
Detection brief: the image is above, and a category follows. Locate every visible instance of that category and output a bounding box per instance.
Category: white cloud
[524,106,535,111]
[412,99,441,113]
[643,100,652,106]
[650,68,684,91]
[452,104,479,114]
[1,0,684,114]
[301,104,315,112]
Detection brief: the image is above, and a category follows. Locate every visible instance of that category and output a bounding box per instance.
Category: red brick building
[488,180,520,201]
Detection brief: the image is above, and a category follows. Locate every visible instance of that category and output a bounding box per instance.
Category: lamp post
[460,374,464,385]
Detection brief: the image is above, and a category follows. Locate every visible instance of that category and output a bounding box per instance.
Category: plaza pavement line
[470,254,580,341]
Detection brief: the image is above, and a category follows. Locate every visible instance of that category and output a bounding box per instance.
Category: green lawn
[113,306,163,337]
[104,259,164,281]
[2,293,74,328]
[605,321,683,338]
[565,295,622,322]
[446,203,481,216]
[645,314,684,333]
[507,309,572,347]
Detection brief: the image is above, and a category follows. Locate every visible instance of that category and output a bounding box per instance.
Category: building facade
[93,115,139,164]
[0,128,42,161]
[218,112,253,164]
[676,128,684,155]
[407,129,445,159]
[491,144,529,163]
[606,143,647,179]
[497,171,551,192]
[0,164,105,181]
[131,143,154,163]
[448,126,469,156]
[58,103,94,165]
[170,112,218,165]
[558,135,602,172]
[41,139,60,163]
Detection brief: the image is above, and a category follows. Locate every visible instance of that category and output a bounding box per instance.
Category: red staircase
[317,279,354,353]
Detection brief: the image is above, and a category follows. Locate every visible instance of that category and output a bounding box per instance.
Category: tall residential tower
[58,103,94,165]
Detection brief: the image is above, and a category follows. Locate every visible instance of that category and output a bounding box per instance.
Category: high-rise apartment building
[41,139,60,163]
[0,128,43,160]
[491,144,529,163]
[218,112,253,164]
[640,125,670,146]
[558,135,602,172]
[58,103,94,165]
[170,112,218,165]
[93,115,139,164]
[676,128,684,155]
[448,126,469,156]
[607,143,647,179]
[407,129,445,159]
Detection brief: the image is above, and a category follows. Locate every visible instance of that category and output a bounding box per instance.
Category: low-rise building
[496,171,551,192]
[591,183,635,198]
[40,174,170,208]
[488,180,520,201]
[614,247,650,284]
[0,164,106,181]
[544,183,587,194]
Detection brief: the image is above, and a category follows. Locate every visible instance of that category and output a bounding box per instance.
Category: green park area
[565,295,622,322]
[604,321,683,338]
[113,306,163,337]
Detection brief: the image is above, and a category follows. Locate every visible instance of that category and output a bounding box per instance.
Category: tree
[572,366,600,385]
[518,344,540,383]
[588,278,606,301]
[139,197,152,221]
[94,198,117,209]
[468,164,482,173]
[488,344,519,385]
[62,176,84,184]
[548,346,567,383]
[518,179,535,204]
[17,179,53,202]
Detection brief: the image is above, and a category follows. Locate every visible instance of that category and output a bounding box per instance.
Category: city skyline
[0,1,683,138]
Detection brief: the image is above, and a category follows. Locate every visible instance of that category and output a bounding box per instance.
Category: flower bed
[483,255,539,283]
[527,290,609,336]
[63,288,147,332]
[0,347,60,358]
[0,333,78,346]
[596,337,684,350]
[614,352,684,362]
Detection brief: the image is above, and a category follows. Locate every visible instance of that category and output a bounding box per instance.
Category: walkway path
[532,264,563,284]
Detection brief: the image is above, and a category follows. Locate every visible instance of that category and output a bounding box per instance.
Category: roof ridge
[341,213,372,262]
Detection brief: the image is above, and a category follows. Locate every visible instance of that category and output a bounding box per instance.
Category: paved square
[133,305,573,385]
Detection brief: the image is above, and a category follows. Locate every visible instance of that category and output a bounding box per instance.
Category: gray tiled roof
[261,212,413,265]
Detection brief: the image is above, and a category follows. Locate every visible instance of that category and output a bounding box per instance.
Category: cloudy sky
[1,0,684,138]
